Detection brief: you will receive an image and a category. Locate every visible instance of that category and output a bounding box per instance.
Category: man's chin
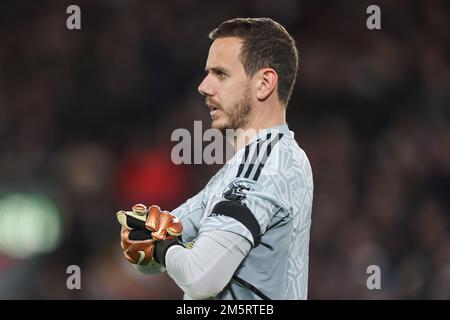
[211,120,230,133]
[210,119,223,129]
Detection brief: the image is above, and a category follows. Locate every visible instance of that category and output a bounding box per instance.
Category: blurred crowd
[0,0,449,299]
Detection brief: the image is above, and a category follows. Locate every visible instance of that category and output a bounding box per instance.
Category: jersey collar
[246,124,294,146]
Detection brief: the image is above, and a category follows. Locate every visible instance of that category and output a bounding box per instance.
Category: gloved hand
[117,204,183,266]
[120,226,156,265]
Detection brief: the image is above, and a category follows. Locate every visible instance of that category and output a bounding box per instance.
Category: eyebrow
[205,66,229,74]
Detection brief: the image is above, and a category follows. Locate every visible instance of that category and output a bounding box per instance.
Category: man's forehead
[205,37,244,69]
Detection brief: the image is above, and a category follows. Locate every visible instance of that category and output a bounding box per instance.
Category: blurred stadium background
[0,0,449,299]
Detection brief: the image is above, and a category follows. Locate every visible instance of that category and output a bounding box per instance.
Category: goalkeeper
[117,18,314,300]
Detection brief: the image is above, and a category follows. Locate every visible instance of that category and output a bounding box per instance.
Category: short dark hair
[209,17,299,106]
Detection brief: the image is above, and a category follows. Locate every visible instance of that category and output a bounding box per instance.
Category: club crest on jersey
[223,182,251,202]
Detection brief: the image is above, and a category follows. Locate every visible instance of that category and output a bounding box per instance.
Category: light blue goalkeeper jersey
[171,124,314,300]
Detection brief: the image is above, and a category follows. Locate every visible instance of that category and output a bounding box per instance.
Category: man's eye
[217,71,226,79]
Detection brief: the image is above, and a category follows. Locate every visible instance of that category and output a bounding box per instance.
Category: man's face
[198,37,253,131]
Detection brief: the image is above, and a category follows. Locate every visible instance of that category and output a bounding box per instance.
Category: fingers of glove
[167,215,183,237]
[132,204,148,216]
[144,205,183,239]
[145,205,162,232]
[151,211,174,240]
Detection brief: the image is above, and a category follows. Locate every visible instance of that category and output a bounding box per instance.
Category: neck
[230,104,286,151]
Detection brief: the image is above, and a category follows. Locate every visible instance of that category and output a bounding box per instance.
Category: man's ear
[256,68,278,101]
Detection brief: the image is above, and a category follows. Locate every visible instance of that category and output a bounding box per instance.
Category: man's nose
[198,77,214,97]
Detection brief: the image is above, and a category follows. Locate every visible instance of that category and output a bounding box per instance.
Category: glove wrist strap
[153,237,183,267]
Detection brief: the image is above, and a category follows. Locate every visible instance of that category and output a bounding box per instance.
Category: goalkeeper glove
[117,204,183,266]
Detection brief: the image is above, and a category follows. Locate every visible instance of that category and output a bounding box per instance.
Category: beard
[211,92,252,134]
